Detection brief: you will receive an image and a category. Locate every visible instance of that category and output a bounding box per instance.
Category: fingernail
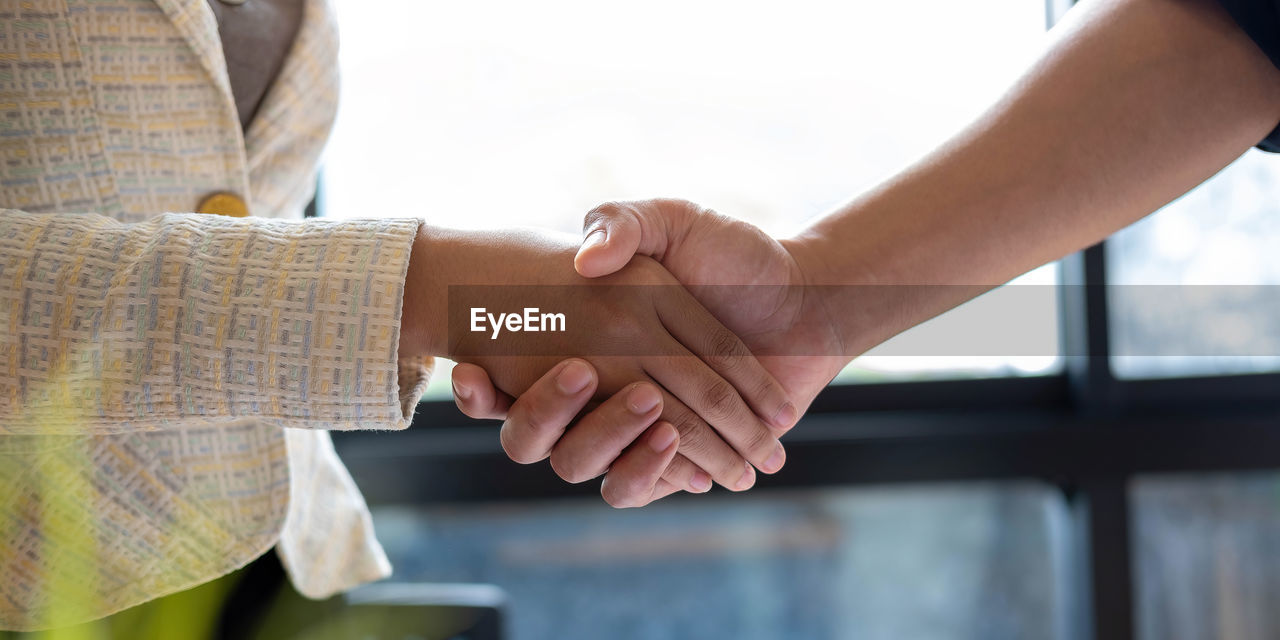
[452,380,470,401]
[762,443,785,474]
[580,228,607,253]
[771,402,797,429]
[691,471,713,493]
[555,360,592,395]
[627,384,661,415]
[648,424,677,453]
[735,462,756,491]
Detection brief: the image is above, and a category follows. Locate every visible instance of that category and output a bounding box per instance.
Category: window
[1107,150,1280,379]
[1132,472,1280,640]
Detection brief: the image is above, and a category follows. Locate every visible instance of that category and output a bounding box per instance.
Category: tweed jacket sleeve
[0,210,433,435]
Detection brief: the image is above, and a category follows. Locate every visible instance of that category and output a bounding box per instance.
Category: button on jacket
[0,0,432,630]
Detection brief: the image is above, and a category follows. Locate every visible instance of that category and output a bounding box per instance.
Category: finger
[650,478,682,502]
[656,452,714,494]
[600,422,681,508]
[652,386,759,492]
[575,200,695,278]
[548,382,664,483]
[657,287,798,434]
[643,349,786,477]
[451,363,514,420]
[575,203,641,278]
[544,380,713,494]
[498,359,597,464]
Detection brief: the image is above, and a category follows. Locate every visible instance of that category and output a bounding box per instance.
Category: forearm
[786,0,1280,355]
[399,223,455,360]
[399,225,569,359]
[1,210,422,433]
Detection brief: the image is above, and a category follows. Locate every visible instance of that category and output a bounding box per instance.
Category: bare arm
[787,0,1280,354]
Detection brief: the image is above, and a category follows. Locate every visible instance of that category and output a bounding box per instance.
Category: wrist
[784,200,998,361]
[400,224,471,359]
[780,225,886,358]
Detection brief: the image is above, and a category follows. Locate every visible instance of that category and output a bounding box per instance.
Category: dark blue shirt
[1216,0,1280,150]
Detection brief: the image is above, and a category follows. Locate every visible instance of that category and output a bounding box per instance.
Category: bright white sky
[323,0,1061,385]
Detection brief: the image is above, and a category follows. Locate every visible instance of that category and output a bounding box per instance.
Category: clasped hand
[400,223,801,507]
[447,200,851,507]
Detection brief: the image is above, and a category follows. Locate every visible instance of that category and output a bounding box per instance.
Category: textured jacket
[0,0,432,630]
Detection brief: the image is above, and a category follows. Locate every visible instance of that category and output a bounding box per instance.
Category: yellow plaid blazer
[0,0,432,630]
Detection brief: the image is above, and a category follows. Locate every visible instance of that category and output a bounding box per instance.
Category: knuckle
[669,414,709,454]
[606,311,646,341]
[602,491,627,509]
[743,426,777,461]
[718,456,746,481]
[499,426,538,465]
[517,395,557,438]
[602,491,638,509]
[699,378,741,422]
[567,466,596,485]
[654,198,701,220]
[451,392,474,415]
[584,201,629,230]
[589,200,628,215]
[601,476,646,509]
[592,293,646,337]
[548,452,590,484]
[703,328,747,370]
[752,375,781,404]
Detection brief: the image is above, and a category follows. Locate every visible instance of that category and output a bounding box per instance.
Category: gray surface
[370,483,1066,640]
[1134,472,1280,640]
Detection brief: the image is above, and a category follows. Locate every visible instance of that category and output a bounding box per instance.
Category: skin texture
[453,0,1280,507]
[397,226,796,500]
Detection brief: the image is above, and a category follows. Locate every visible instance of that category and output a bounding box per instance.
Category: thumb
[574,202,644,278]
[574,199,694,278]
[451,362,513,420]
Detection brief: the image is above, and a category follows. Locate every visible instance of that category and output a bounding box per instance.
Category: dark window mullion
[1059,243,1117,414]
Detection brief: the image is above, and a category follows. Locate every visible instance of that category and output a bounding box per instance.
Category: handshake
[387,0,1271,507]
[399,199,856,508]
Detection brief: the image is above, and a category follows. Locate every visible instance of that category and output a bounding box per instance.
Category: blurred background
[313,0,1280,639]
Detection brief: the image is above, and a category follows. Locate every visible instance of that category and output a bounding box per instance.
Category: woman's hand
[452,359,683,507]
[401,225,796,499]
